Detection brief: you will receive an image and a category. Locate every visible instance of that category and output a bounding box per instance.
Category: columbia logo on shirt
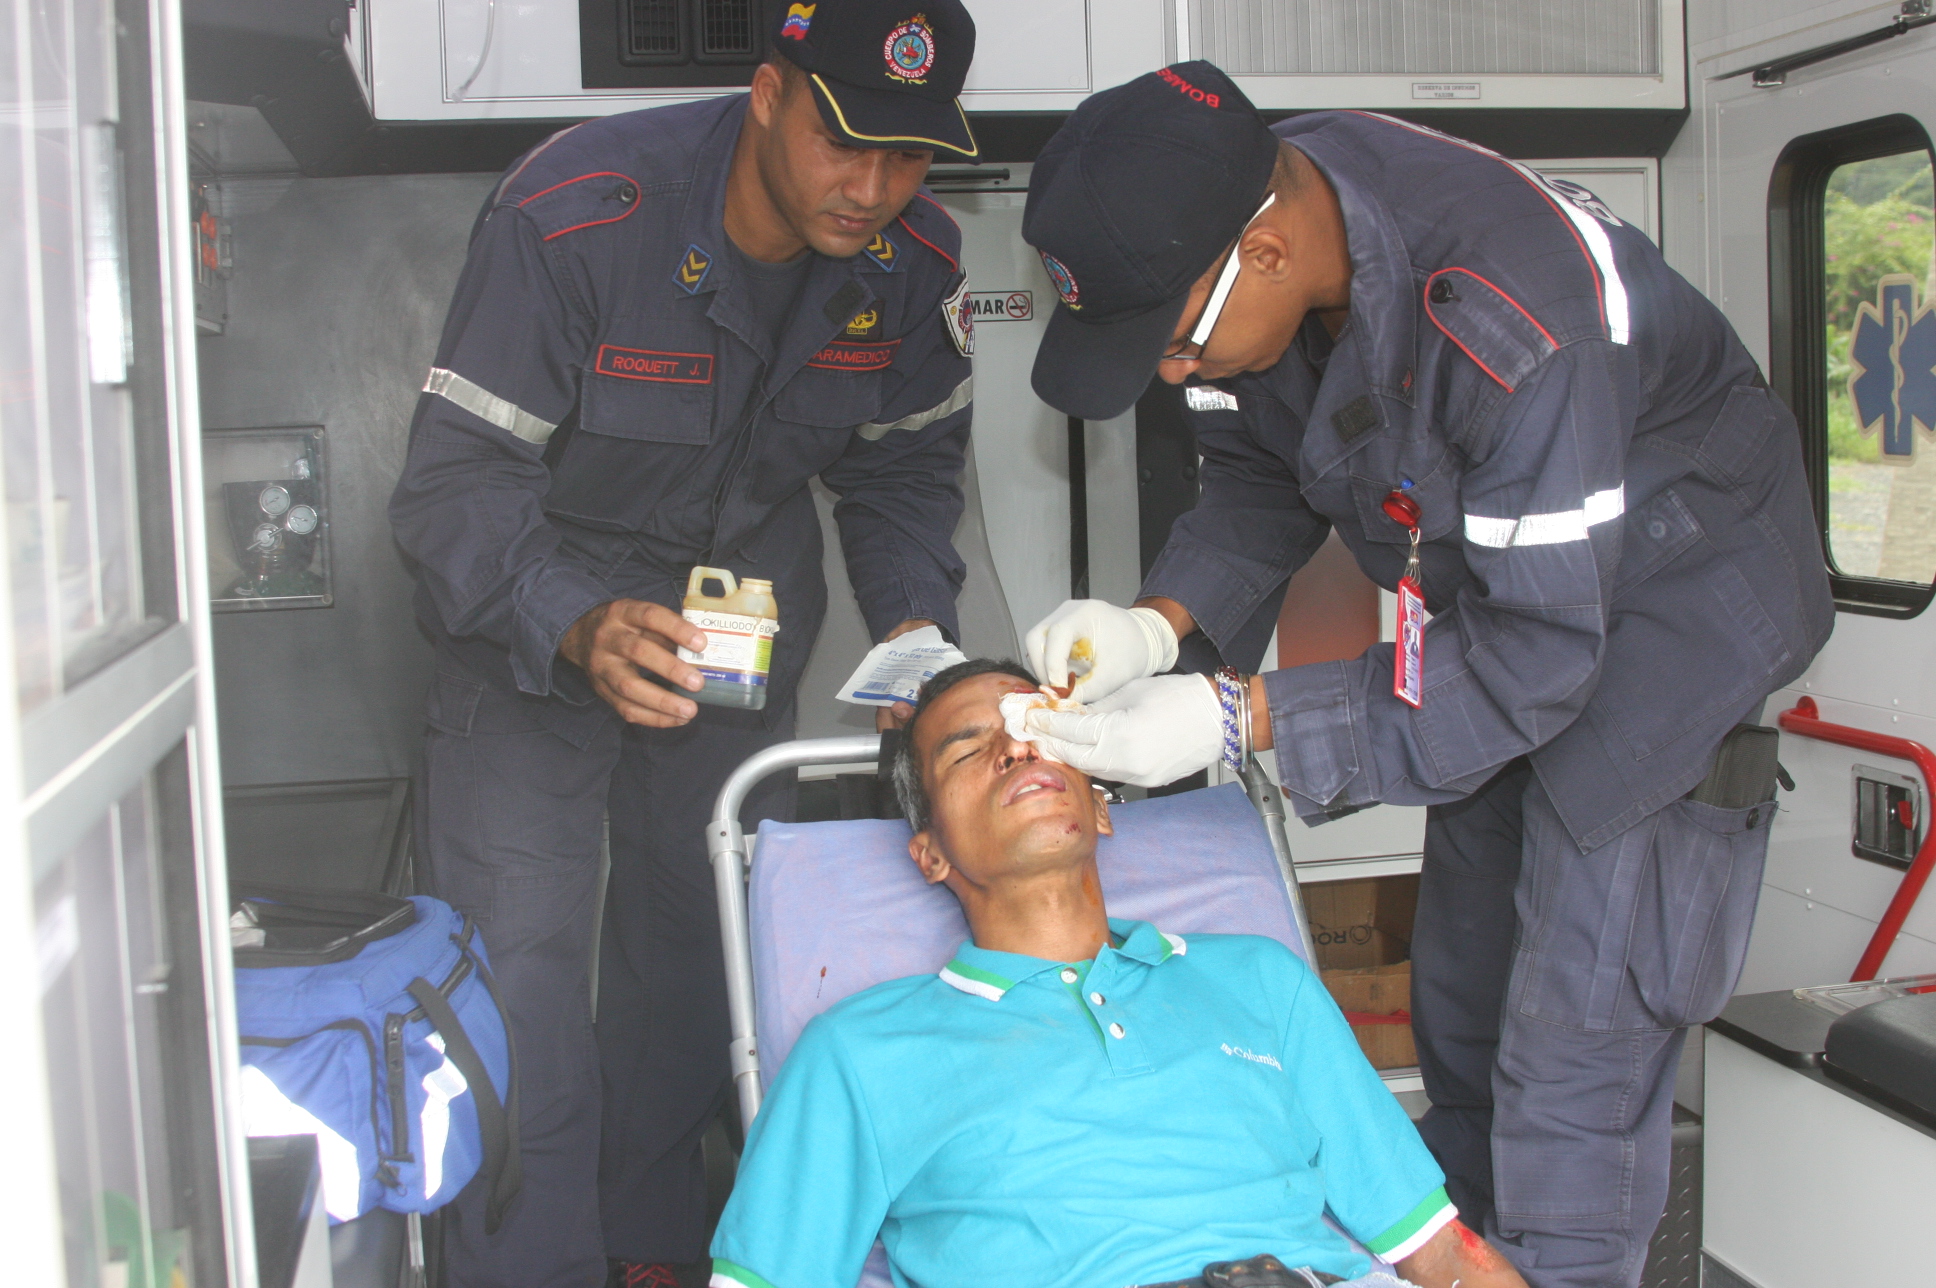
[1220,1042,1282,1071]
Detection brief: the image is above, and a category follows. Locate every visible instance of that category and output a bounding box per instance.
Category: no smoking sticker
[969,290,1034,322]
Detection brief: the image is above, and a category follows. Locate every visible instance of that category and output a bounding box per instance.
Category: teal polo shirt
[710,919,1452,1288]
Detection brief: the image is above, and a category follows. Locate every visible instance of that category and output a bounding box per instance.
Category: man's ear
[1241,223,1294,281]
[1092,786,1114,837]
[747,60,785,129]
[908,831,953,886]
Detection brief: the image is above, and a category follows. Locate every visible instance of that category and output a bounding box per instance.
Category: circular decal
[1041,252,1079,308]
[883,16,936,82]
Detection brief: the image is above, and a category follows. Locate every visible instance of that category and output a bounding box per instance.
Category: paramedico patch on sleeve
[595,345,714,383]
[807,339,901,372]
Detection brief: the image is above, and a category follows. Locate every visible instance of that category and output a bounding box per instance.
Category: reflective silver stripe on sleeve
[423,367,559,445]
[1464,484,1625,548]
[855,376,973,442]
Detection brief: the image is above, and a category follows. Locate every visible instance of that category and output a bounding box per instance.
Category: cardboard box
[1322,961,1416,1069]
[1305,874,1418,971]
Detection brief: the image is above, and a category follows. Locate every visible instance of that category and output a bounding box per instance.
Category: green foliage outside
[1824,152,1935,462]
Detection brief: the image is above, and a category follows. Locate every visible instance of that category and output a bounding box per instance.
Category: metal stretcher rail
[707,738,1319,1128]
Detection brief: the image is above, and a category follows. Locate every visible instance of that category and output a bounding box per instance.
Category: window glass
[1824,150,1936,582]
[1,0,180,713]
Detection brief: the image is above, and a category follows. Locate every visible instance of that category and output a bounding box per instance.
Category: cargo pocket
[1627,797,1771,1029]
[1511,781,1772,1032]
[426,672,484,737]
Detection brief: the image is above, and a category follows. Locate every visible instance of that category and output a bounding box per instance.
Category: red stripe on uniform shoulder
[1428,267,1559,349]
[1345,111,1608,338]
[517,170,642,241]
[897,192,960,272]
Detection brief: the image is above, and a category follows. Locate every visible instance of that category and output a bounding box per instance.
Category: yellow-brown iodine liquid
[676,567,778,710]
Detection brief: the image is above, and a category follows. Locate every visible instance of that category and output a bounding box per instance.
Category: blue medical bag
[232,887,521,1228]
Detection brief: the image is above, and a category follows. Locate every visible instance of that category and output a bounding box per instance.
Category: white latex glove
[1023,674,1221,788]
[1024,599,1179,702]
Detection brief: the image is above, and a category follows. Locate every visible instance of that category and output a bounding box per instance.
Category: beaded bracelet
[1214,666,1245,774]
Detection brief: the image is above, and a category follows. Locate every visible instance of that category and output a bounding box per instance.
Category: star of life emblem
[1849,273,1936,462]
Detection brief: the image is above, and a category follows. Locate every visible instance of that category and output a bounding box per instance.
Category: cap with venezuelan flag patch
[771,0,979,161]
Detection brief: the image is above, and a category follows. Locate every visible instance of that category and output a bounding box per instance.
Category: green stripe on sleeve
[1365,1185,1454,1257]
[711,1258,781,1288]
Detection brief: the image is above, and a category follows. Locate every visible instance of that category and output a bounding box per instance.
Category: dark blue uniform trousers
[1410,758,1770,1288]
[417,675,792,1287]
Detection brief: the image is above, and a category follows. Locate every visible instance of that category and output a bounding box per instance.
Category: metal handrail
[707,741,1309,1127]
[1778,697,1936,981]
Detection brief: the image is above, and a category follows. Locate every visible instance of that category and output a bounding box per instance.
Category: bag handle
[455,926,523,1214]
[406,976,521,1234]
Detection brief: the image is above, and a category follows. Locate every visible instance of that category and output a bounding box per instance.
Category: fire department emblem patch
[884,15,936,83]
[1041,252,1078,309]
[943,276,974,357]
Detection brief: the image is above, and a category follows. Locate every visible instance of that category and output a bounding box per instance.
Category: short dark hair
[891,658,1037,832]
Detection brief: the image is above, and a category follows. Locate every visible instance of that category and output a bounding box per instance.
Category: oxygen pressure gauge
[284,504,318,535]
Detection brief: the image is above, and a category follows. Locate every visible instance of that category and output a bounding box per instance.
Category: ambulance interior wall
[193,159,1029,786]
[198,172,495,790]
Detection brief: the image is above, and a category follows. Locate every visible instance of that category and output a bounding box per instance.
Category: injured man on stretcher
[709,660,1528,1288]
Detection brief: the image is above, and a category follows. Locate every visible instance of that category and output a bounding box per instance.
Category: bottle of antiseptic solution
[676,567,778,710]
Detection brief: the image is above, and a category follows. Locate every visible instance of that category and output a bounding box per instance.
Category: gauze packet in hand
[835,625,968,707]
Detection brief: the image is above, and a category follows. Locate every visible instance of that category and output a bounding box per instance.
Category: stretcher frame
[708,737,1320,1129]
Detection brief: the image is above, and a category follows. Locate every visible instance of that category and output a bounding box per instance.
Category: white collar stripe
[1161,932,1189,957]
[1465,485,1625,549]
[938,966,1008,1001]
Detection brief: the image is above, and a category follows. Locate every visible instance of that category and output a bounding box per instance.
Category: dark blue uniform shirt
[1142,112,1833,850]
[390,94,974,735]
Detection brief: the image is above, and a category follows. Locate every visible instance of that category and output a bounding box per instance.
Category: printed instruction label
[1412,82,1480,100]
[679,609,777,685]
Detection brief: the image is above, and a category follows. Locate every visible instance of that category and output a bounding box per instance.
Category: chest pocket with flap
[1349,452,1463,546]
[772,363,886,431]
[577,340,718,446]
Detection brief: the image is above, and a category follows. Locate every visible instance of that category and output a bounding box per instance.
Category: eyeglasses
[1160,191,1278,364]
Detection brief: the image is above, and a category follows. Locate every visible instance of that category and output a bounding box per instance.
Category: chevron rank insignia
[862,231,899,271]
[674,244,713,294]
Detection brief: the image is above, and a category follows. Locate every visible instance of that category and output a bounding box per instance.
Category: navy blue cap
[1024,63,1281,420]
[772,1,979,160]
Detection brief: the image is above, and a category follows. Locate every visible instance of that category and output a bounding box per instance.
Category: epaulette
[886,190,963,274]
[1423,267,1560,392]
[511,168,643,242]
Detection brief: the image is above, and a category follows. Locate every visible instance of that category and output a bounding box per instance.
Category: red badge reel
[1381,490,1426,709]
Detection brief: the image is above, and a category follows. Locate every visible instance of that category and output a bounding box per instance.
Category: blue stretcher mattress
[748,781,1306,1086]
[742,780,1391,1287]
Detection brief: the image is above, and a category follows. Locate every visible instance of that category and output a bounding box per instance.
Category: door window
[1824,150,1936,582]
[1772,114,1936,616]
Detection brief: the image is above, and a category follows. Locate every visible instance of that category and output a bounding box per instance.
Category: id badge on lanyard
[1382,490,1426,709]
